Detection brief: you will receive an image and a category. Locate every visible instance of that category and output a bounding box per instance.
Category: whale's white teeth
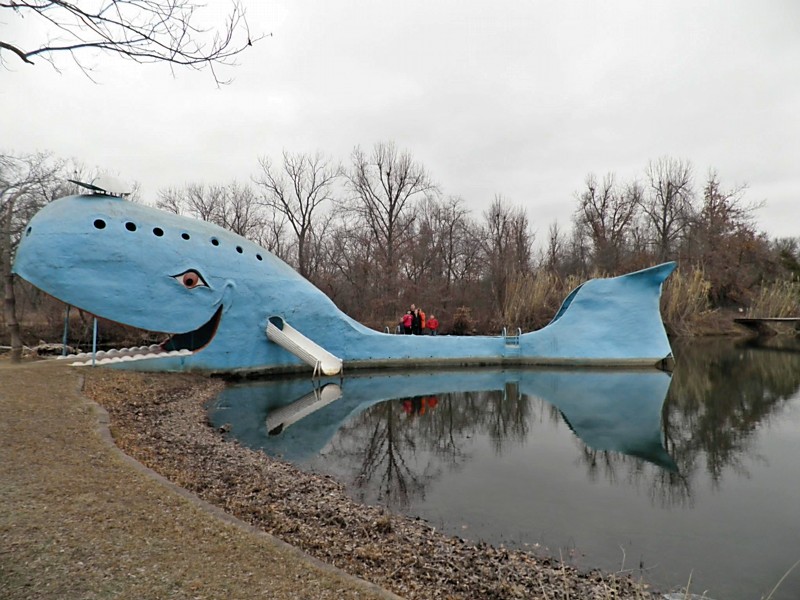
[67,347,193,366]
[167,349,192,357]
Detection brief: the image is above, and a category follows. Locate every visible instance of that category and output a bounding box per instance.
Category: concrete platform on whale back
[0,359,399,600]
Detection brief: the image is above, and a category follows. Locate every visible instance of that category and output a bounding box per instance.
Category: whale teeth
[63,347,192,366]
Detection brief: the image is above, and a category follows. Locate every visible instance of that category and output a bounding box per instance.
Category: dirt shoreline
[80,365,661,599]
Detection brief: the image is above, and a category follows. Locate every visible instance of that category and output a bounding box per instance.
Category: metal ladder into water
[502,327,522,347]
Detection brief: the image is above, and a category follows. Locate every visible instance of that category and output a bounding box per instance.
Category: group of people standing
[399,304,439,335]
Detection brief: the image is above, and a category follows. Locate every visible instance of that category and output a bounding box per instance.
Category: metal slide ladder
[502,327,522,347]
[265,316,343,376]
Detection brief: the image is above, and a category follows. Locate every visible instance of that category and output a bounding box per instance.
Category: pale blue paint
[13,194,676,373]
[211,368,676,470]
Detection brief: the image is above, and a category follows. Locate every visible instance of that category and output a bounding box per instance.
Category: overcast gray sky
[3,1,798,241]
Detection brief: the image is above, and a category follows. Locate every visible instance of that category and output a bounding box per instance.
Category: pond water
[207,338,800,600]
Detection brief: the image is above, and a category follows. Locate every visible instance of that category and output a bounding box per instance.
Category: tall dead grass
[661,267,715,336]
[746,278,800,318]
[503,267,717,337]
[502,271,586,332]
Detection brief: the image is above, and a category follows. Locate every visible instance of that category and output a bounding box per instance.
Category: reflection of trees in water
[325,384,532,507]
[572,439,692,509]
[327,341,800,510]
[425,383,531,454]
[561,339,800,508]
[665,339,800,490]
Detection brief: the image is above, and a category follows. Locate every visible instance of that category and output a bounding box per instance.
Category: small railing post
[62,305,71,356]
[91,317,98,367]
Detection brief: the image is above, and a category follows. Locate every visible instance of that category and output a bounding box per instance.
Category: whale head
[13,194,327,371]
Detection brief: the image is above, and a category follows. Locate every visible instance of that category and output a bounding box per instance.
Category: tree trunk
[2,202,23,362]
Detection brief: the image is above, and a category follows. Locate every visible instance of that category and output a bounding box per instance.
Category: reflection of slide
[266,383,342,435]
[266,316,342,376]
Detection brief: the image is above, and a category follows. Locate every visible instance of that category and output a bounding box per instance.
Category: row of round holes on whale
[90,217,265,261]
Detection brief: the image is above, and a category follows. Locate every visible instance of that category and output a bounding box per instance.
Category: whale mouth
[60,305,223,367]
[161,305,223,352]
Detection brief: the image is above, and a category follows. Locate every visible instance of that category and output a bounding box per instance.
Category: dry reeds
[747,278,800,318]
[661,267,714,336]
[502,271,586,332]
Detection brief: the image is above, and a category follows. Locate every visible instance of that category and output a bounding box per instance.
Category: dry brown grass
[660,267,717,336]
[502,272,585,332]
[746,278,800,318]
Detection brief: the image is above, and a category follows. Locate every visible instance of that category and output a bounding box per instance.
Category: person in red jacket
[427,314,439,335]
[400,310,413,334]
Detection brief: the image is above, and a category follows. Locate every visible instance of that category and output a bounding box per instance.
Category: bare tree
[429,195,477,291]
[575,173,639,272]
[543,221,565,274]
[344,141,438,299]
[154,185,185,215]
[320,214,380,319]
[253,204,292,263]
[641,157,695,261]
[1,152,64,361]
[157,181,264,239]
[481,195,533,317]
[254,151,341,278]
[1,0,262,84]
[683,171,768,303]
[157,183,220,221]
[217,181,262,238]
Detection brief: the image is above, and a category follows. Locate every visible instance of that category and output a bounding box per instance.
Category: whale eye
[172,269,208,290]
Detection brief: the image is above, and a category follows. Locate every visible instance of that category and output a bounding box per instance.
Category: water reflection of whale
[209,369,677,471]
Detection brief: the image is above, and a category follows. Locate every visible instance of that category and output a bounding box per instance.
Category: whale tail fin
[526,262,677,365]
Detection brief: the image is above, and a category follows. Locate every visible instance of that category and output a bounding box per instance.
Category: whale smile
[59,304,224,367]
[161,305,223,352]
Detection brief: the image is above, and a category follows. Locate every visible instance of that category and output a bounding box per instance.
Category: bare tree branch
[1,0,264,84]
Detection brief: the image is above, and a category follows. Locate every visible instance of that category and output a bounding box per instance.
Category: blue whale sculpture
[13,194,676,374]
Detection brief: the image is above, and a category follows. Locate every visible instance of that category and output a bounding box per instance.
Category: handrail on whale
[266,316,343,376]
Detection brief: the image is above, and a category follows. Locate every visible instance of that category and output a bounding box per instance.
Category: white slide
[265,383,343,435]
[265,316,343,376]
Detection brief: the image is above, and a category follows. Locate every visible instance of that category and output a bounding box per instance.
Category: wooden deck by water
[734,317,800,335]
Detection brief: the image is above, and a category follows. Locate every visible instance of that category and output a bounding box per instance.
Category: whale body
[13,194,676,374]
